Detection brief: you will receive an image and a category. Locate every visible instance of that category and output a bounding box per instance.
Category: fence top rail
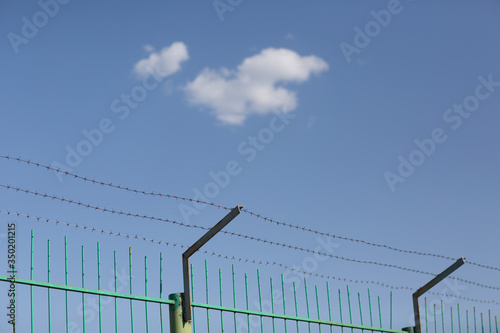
[0,275,175,305]
[191,301,406,333]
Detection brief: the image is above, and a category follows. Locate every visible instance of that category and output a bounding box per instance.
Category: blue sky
[1,0,499,332]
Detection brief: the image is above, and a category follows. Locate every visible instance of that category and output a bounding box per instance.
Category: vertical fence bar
[145,256,149,333]
[434,304,437,333]
[282,275,288,333]
[458,304,462,333]
[205,260,210,333]
[368,289,373,330]
[271,278,276,333]
[495,316,498,333]
[114,251,118,333]
[294,282,299,333]
[305,278,311,333]
[390,291,393,330]
[327,282,332,333]
[378,296,382,329]
[30,230,34,333]
[82,246,86,333]
[97,242,102,333]
[467,310,470,333]
[441,301,445,333]
[129,247,134,333]
[219,269,224,333]
[482,313,484,333]
[245,273,250,333]
[339,289,344,333]
[347,285,353,333]
[47,239,51,333]
[232,265,237,333]
[65,236,69,333]
[257,270,264,333]
[489,310,492,333]
[475,307,477,333]
[160,253,164,333]
[315,285,322,333]
[451,307,454,333]
[191,263,196,333]
[425,298,428,333]
[358,292,364,330]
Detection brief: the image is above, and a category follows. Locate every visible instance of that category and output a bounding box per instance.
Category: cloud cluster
[134,42,189,79]
[184,48,329,125]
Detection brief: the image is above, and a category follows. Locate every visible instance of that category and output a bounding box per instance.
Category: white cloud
[184,48,329,125]
[143,44,155,53]
[134,42,189,79]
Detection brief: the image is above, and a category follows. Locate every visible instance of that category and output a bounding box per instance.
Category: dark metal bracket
[182,205,243,322]
[412,257,466,333]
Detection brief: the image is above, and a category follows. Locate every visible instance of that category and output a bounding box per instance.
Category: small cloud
[184,48,329,125]
[285,33,295,40]
[143,44,155,53]
[134,42,189,79]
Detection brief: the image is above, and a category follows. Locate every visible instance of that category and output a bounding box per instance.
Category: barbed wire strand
[2,183,499,291]
[1,155,498,273]
[1,209,498,306]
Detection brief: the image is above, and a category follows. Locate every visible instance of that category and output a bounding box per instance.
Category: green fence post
[169,293,192,333]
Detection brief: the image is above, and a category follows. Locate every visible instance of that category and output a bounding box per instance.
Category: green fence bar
[245,273,250,333]
[219,268,224,333]
[258,270,265,333]
[339,289,344,333]
[358,292,364,329]
[294,282,300,333]
[97,242,102,333]
[390,291,393,330]
[232,265,237,333]
[282,274,288,333]
[305,278,311,333]
[30,230,34,333]
[129,247,134,333]
[482,313,485,333]
[425,298,428,333]
[467,310,470,333]
[145,256,149,333]
[368,289,374,329]
[434,304,437,333]
[378,296,382,329]
[114,251,118,333]
[490,310,492,333]
[271,277,276,333]
[316,285,322,333]
[441,301,445,333]
[205,260,210,333]
[160,253,164,333]
[82,245,86,333]
[347,285,353,333]
[458,304,462,333]
[47,239,51,333]
[475,307,477,333]
[451,307,454,333]
[65,236,69,333]
[326,282,332,333]
[191,263,196,333]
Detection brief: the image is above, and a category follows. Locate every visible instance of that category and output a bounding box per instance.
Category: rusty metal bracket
[412,257,466,333]
[182,205,243,322]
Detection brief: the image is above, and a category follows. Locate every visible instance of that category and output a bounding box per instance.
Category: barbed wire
[2,155,498,273]
[2,209,498,306]
[2,183,499,292]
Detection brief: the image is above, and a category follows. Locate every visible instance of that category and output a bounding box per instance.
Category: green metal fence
[1,230,498,333]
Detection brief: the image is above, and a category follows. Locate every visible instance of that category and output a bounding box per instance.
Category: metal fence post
[169,293,192,333]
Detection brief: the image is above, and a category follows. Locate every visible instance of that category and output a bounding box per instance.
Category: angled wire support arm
[182,205,243,322]
[412,257,466,333]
